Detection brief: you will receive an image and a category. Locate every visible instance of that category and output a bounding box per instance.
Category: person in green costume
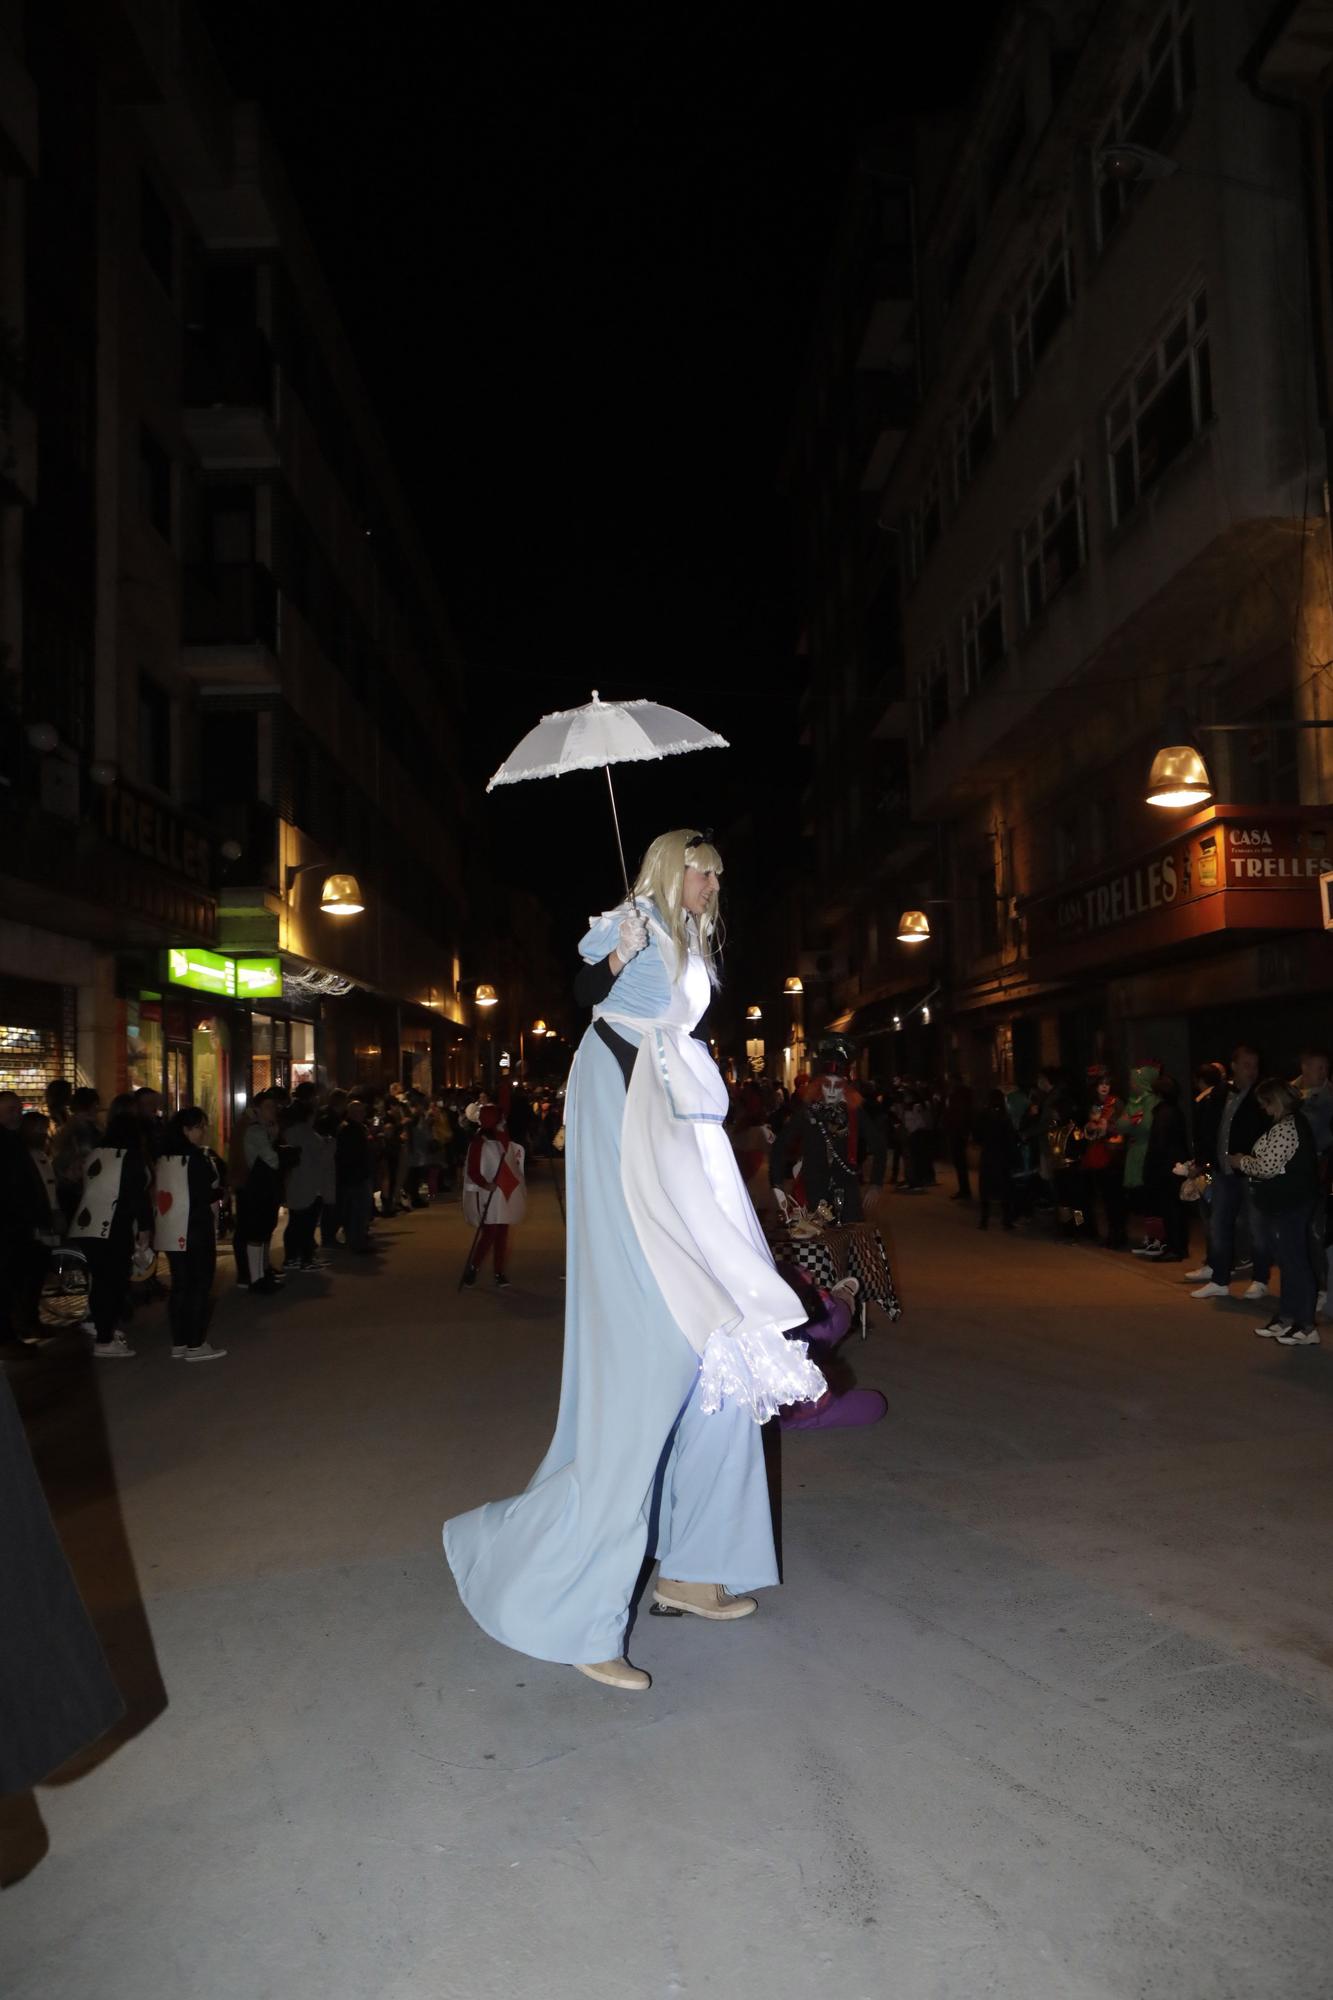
[1117,1060,1162,1254]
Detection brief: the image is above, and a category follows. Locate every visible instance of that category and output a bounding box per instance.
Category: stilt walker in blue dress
[444,828,825,1690]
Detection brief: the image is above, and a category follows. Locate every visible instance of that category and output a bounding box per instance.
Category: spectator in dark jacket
[335,1099,376,1254]
[976,1090,1019,1231]
[1191,1046,1274,1301]
[157,1107,227,1359]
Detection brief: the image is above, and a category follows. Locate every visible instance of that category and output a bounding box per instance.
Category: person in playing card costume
[460,1104,526,1289]
[155,1108,227,1361]
[445,829,823,1693]
[67,1108,152,1359]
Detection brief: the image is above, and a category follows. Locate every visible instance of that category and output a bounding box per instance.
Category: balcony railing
[184,562,279,652]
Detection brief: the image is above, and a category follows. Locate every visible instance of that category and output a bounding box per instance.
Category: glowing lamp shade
[783,976,804,995]
[531,1018,547,1035]
[545,1027,557,1038]
[897,909,931,944]
[745,1004,762,1021]
[1145,744,1212,809]
[474,983,499,1008]
[320,872,365,916]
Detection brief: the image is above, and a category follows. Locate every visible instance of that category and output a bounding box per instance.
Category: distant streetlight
[897,909,931,944]
[475,983,499,1008]
[745,1004,762,1021]
[783,976,804,995]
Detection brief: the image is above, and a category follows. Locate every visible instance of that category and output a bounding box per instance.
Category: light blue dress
[444,907,798,1666]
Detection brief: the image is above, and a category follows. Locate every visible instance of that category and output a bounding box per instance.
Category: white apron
[596,928,824,1422]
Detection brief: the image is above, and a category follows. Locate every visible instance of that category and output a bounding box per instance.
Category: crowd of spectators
[0,1076,567,1366]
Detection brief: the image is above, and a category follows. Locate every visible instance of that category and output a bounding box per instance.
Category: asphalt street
[2,1175,1331,2000]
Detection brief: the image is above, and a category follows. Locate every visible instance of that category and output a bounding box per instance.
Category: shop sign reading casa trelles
[1031,812,1328,952]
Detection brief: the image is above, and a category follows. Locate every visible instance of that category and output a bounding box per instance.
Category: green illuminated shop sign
[165,951,284,1000]
[235,957,283,999]
[167,947,236,997]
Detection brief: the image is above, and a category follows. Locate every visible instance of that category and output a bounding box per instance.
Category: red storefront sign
[1025,807,1330,972]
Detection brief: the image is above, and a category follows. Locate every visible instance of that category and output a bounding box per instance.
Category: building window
[1107,289,1211,524]
[906,462,943,581]
[915,645,951,748]
[1095,1,1197,249]
[961,570,1005,694]
[952,367,995,500]
[986,94,1028,209]
[976,864,1001,956]
[942,212,977,308]
[1011,217,1075,397]
[138,673,172,794]
[1020,463,1086,624]
[1055,816,1080,881]
[139,170,175,294]
[138,423,172,541]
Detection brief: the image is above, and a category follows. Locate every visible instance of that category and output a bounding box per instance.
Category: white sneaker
[1241,1281,1269,1301]
[1191,1282,1230,1299]
[1275,1324,1320,1347]
[1132,1243,1164,1258]
[1185,1265,1212,1282]
[1255,1318,1294,1339]
[184,1341,227,1363]
[171,1344,187,1359]
[94,1334,136,1359]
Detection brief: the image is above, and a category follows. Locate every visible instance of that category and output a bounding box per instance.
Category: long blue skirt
[444,1026,778,1665]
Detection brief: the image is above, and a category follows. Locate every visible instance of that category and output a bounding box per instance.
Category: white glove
[617,910,648,961]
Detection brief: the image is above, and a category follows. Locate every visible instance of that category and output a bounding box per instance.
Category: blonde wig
[633,828,724,985]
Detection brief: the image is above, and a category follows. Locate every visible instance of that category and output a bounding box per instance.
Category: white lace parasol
[486,690,728,893]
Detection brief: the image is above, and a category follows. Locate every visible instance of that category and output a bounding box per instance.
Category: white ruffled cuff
[697,1325,827,1424]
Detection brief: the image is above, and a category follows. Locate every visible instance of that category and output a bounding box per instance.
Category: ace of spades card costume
[445,892,823,1668]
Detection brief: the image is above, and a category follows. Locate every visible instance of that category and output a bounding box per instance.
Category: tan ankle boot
[574,1658,651,1691]
[654,1580,758,1621]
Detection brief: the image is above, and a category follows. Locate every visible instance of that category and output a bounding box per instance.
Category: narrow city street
[3,1177,1332,2000]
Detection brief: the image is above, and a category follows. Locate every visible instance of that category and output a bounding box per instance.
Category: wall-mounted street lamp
[896,892,1013,946]
[532,1018,547,1034]
[783,976,804,995]
[1097,141,1297,204]
[1144,706,1333,809]
[286,859,366,917]
[474,983,499,1008]
[319,872,365,916]
[745,1004,763,1021]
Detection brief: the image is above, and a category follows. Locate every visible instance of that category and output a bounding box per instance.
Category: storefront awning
[826,986,936,1039]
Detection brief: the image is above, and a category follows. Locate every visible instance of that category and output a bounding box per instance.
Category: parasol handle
[604,764,632,903]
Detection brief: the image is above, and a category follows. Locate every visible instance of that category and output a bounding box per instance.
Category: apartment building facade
[0,0,471,1126]
[797,0,1333,1091]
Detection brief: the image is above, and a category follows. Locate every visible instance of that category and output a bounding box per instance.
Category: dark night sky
[200,5,1000,935]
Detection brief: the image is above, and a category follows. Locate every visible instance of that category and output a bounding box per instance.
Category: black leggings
[82,1235,132,1342]
[168,1239,216,1347]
